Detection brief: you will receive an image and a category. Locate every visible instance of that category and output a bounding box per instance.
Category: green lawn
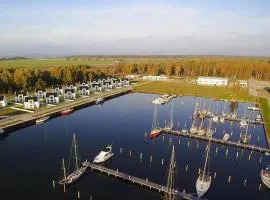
[0,108,25,116]
[0,58,116,68]
[133,81,254,101]
[259,98,270,143]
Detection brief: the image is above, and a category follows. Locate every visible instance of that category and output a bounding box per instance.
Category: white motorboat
[36,116,50,124]
[190,126,198,134]
[256,115,262,122]
[206,129,214,137]
[0,128,5,136]
[239,120,247,127]
[212,116,219,123]
[198,129,206,136]
[152,98,165,105]
[182,123,188,133]
[223,133,230,141]
[260,165,270,189]
[231,113,237,119]
[95,97,104,104]
[248,106,260,111]
[241,135,249,144]
[219,117,225,123]
[93,145,114,163]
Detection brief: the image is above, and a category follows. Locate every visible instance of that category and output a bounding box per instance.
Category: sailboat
[223,131,230,141]
[58,134,87,185]
[206,119,214,138]
[212,102,219,123]
[198,117,206,136]
[260,165,270,189]
[190,102,199,134]
[222,101,227,118]
[164,145,177,200]
[240,115,250,144]
[196,139,212,197]
[165,101,174,130]
[182,123,188,133]
[150,105,162,139]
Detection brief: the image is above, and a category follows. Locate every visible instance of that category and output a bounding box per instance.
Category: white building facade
[197,77,229,86]
[15,92,28,103]
[24,97,40,109]
[64,89,76,100]
[79,86,90,96]
[45,93,59,104]
[142,75,168,81]
[0,95,8,107]
[35,89,46,99]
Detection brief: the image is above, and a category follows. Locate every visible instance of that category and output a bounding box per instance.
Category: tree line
[0,58,270,94]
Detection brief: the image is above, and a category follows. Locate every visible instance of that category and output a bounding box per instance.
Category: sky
[1,0,270,57]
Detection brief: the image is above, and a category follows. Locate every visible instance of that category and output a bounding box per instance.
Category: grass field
[259,98,270,143]
[0,58,116,68]
[0,108,25,116]
[133,81,254,101]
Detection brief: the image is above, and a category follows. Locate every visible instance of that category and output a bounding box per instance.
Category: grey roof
[46,93,58,97]
[64,88,75,93]
[79,86,89,90]
[25,97,38,102]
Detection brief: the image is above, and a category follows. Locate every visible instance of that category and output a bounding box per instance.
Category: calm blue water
[0,93,269,200]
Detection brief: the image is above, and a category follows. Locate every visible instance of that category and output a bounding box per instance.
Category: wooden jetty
[197,112,264,125]
[82,161,203,200]
[161,129,270,155]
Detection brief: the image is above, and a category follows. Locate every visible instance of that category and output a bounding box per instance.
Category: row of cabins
[13,78,130,109]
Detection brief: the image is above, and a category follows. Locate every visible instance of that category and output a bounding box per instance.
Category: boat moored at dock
[93,145,114,163]
[95,97,104,104]
[248,106,260,111]
[150,105,162,139]
[58,134,87,185]
[260,165,270,189]
[223,132,230,141]
[61,108,74,115]
[196,139,212,197]
[36,116,50,124]
[0,127,5,136]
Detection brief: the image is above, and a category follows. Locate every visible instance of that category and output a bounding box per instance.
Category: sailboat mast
[171,101,174,125]
[202,139,211,180]
[152,105,159,130]
[62,158,67,181]
[164,145,176,200]
[73,134,79,170]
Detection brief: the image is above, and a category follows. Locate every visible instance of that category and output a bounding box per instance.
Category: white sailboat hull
[196,176,211,197]
[59,167,86,185]
[198,129,205,136]
[260,170,270,189]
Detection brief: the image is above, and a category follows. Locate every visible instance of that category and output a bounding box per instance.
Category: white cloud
[0,2,270,56]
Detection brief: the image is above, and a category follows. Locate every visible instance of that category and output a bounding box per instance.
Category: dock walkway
[82,162,203,200]
[162,129,270,155]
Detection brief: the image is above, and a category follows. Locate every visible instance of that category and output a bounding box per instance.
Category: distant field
[133,81,254,101]
[0,58,116,68]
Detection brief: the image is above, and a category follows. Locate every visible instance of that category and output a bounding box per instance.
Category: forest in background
[0,58,270,94]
